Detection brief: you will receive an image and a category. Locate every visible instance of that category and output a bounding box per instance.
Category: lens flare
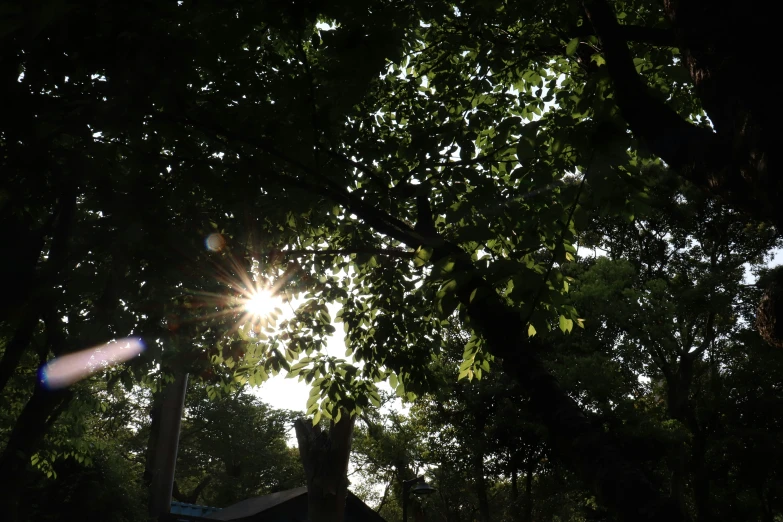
[205,233,226,252]
[179,239,297,336]
[39,337,145,390]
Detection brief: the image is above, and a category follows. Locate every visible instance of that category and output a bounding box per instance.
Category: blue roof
[170,501,222,518]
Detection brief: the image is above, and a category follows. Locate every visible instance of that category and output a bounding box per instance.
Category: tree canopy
[1,0,781,521]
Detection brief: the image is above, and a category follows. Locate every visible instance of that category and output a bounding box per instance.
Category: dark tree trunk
[144,388,164,490]
[0,187,75,394]
[0,312,39,394]
[0,288,75,515]
[524,460,534,522]
[666,356,695,520]
[691,432,710,522]
[295,413,355,522]
[472,450,491,522]
[585,0,781,229]
[471,408,491,522]
[0,384,73,516]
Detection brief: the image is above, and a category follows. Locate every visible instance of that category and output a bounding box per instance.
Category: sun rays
[178,239,297,337]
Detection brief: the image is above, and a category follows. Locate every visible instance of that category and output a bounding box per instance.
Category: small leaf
[528,324,537,337]
[566,38,579,56]
[414,246,434,267]
[559,315,574,333]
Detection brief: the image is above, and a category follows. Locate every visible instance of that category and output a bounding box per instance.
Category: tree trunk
[524,460,534,522]
[472,450,491,522]
[665,357,695,521]
[691,432,710,522]
[0,187,75,395]
[511,465,519,513]
[0,384,73,516]
[295,413,355,522]
[0,312,39,394]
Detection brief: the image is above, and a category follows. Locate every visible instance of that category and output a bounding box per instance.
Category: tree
[174,384,305,507]
[351,396,432,522]
[2,1,781,520]
[295,412,355,522]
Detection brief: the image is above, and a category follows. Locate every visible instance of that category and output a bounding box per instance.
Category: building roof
[205,487,387,522]
[206,487,308,520]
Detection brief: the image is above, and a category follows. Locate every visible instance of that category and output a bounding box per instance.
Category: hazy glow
[244,290,277,318]
[39,337,145,390]
[205,233,226,252]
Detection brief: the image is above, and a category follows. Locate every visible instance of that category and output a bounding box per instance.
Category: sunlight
[244,289,278,318]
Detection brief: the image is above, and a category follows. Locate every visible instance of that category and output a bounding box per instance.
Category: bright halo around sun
[244,290,278,318]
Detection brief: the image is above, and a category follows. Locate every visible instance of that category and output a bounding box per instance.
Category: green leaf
[566,38,580,56]
[559,315,574,333]
[516,137,536,161]
[414,245,434,267]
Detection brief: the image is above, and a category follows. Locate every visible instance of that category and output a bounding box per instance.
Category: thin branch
[297,41,322,172]
[324,150,390,188]
[524,159,592,326]
[688,311,716,359]
[375,478,392,514]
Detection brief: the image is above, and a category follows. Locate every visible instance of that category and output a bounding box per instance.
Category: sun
[244,290,278,318]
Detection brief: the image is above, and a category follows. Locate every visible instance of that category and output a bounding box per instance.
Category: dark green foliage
[175,385,305,507]
[2,0,782,520]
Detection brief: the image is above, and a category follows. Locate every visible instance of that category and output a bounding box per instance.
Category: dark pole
[148,372,189,521]
[402,475,436,522]
[402,478,414,522]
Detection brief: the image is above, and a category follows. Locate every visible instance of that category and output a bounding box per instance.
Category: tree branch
[573,23,677,47]
[688,311,716,359]
[582,0,742,208]
[173,476,212,504]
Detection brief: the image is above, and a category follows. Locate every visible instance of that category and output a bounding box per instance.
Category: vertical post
[148,372,189,521]
[402,478,415,522]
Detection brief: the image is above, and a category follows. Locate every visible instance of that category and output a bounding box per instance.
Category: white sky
[249,301,347,414]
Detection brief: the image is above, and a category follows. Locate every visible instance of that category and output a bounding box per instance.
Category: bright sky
[249,302,346,414]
